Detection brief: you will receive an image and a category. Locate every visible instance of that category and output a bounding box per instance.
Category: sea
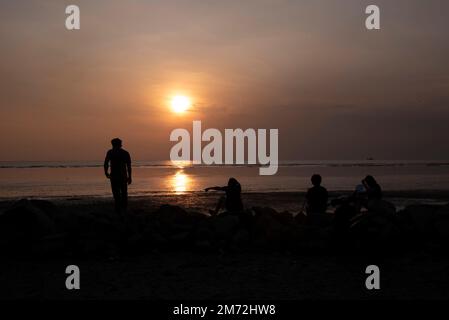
[1,160,449,200]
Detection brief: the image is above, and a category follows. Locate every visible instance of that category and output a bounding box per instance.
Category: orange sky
[1,0,449,161]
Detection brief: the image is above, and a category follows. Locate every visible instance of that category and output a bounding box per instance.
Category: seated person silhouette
[360,175,382,210]
[362,175,382,201]
[333,175,383,234]
[205,178,243,216]
[305,174,328,215]
[104,138,132,215]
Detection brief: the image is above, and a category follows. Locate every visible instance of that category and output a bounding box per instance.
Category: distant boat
[366,157,375,161]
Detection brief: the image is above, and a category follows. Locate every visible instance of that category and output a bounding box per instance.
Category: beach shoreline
[1,190,448,214]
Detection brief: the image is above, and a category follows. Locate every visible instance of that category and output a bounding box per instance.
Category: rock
[126,233,146,251]
[30,233,68,256]
[275,211,295,225]
[294,212,307,224]
[398,204,440,236]
[194,239,213,250]
[193,220,213,243]
[191,214,241,250]
[70,211,119,239]
[150,205,206,242]
[251,207,284,248]
[435,203,449,218]
[367,200,396,216]
[209,214,240,240]
[78,238,113,256]
[253,206,278,218]
[306,212,333,227]
[232,228,250,247]
[304,227,332,251]
[250,207,327,250]
[149,232,169,247]
[0,199,57,249]
[155,205,205,228]
[349,212,399,250]
[435,218,449,242]
[287,224,329,252]
[169,231,192,243]
[334,203,358,232]
[434,204,449,241]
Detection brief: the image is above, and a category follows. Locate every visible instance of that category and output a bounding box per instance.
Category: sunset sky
[1,0,449,161]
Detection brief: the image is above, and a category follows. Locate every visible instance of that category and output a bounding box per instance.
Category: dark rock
[367,200,396,216]
[212,214,240,237]
[435,203,449,218]
[155,205,206,228]
[349,211,400,251]
[0,199,57,249]
[232,228,250,247]
[275,211,295,225]
[303,226,332,251]
[434,204,449,241]
[194,239,213,250]
[30,233,68,256]
[294,212,307,224]
[253,206,278,218]
[190,213,241,250]
[251,207,285,248]
[398,204,440,236]
[306,212,334,227]
[79,238,114,256]
[169,231,192,243]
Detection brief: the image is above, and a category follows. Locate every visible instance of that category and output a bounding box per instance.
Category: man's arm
[104,151,110,178]
[204,186,227,192]
[126,152,132,184]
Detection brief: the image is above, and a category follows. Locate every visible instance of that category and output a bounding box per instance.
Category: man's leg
[209,196,225,215]
[121,180,128,212]
[111,179,121,214]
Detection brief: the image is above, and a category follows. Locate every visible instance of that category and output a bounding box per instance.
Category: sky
[1,0,449,161]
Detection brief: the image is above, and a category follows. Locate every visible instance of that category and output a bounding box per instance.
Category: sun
[170,95,191,113]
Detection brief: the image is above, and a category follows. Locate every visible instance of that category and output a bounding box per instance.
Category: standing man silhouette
[104,138,132,215]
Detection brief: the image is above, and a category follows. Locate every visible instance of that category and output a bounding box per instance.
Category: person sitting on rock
[334,175,384,233]
[362,175,382,202]
[304,174,328,215]
[205,178,243,215]
[352,175,383,212]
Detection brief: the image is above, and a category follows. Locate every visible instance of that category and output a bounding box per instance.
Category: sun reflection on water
[171,160,193,169]
[170,170,191,194]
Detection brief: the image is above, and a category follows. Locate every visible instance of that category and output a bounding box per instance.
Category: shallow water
[1,160,449,199]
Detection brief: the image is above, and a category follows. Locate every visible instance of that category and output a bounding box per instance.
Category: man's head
[363,175,377,189]
[311,174,322,186]
[111,138,122,149]
[228,177,240,188]
[228,177,241,193]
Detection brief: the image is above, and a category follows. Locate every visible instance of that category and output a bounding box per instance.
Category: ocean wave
[1,161,448,169]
